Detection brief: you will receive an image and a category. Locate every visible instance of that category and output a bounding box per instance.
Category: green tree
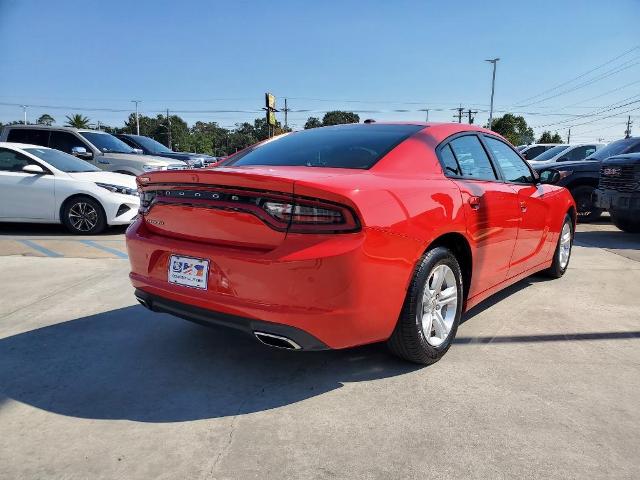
[36,114,55,126]
[321,111,360,126]
[538,131,564,143]
[304,117,323,129]
[490,114,534,145]
[65,114,90,129]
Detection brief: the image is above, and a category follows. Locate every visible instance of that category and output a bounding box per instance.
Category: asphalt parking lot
[1,220,639,479]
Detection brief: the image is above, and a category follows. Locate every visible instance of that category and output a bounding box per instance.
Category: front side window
[530,145,569,161]
[484,137,533,183]
[125,135,172,154]
[563,145,595,162]
[50,131,90,154]
[448,135,497,181]
[522,146,545,159]
[0,148,32,172]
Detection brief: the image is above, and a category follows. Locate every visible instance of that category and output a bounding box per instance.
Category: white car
[0,142,139,234]
[526,143,605,165]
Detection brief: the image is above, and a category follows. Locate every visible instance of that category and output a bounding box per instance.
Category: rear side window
[448,135,497,181]
[484,137,533,183]
[563,145,595,162]
[439,144,461,176]
[6,128,50,147]
[225,124,424,170]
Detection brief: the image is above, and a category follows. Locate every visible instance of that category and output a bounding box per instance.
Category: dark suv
[116,134,218,168]
[594,153,640,233]
[532,137,640,222]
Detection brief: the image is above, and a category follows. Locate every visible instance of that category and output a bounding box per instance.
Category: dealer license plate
[168,255,209,290]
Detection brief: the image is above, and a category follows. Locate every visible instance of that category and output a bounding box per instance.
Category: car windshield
[530,145,570,161]
[79,132,135,154]
[224,124,424,169]
[585,138,638,161]
[24,147,100,172]
[127,135,173,154]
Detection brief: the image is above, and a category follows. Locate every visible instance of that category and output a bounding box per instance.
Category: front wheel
[62,197,107,235]
[387,247,463,365]
[545,214,573,278]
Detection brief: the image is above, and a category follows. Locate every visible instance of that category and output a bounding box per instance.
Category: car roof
[607,153,640,160]
[0,141,51,150]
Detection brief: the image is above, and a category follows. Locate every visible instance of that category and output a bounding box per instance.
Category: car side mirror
[539,169,561,184]
[22,164,45,174]
[132,148,144,155]
[71,146,93,159]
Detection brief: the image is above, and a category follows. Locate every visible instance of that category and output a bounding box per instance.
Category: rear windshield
[224,124,424,169]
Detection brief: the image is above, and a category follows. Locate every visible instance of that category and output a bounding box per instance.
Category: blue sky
[1,0,639,142]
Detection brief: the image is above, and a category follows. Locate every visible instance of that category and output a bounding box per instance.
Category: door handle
[469,196,481,210]
[520,201,527,212]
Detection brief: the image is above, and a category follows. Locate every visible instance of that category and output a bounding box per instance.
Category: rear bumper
[134,289,329,350]
[594,189,640,212]
[126,218,423,349]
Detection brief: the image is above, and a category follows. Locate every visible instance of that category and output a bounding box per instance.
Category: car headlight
[96,182,138,196]
[142,164,167,172]
[186,157,205,168]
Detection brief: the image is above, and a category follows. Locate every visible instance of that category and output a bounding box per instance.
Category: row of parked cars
[0,123,639,234]
[0,125,221,233]
[519,138,640,232]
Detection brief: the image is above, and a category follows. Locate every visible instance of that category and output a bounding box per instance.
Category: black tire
[571,185,602,223]
[387,246,463,365]
[610,211,640,233]
[61,196,107,235]
[545,214,573,278]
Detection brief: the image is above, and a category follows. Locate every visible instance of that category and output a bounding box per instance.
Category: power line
[512,45,640,105]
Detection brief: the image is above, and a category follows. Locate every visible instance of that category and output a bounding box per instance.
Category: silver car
[0,125,187,175]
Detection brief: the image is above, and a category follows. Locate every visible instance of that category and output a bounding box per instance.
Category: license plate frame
[168,254,209,290]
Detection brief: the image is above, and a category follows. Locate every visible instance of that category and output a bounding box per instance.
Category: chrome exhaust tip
[254,331,302,350]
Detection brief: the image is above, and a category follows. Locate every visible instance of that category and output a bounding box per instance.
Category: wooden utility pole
[625,116,633,138]
[466,109,478,124]
[453,106,464,123]
[567,127,571,143]
[166,108,172,150]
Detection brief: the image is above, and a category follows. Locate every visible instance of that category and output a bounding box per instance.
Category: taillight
[137,185,360,234]
[261,199,358,232]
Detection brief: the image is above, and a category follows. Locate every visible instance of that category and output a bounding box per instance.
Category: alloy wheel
[419,264,458,347]
[68,202,98,232]
[559,221,572,269]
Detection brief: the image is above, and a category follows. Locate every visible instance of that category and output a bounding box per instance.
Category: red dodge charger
[126,123,575,364]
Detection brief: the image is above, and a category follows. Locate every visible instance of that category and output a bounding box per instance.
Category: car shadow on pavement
[574,229,640,250]
[0,305,419,423]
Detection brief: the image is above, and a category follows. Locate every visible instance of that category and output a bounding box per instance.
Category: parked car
[532,159,603,222]
[0,142,139,234]
[532,137,640,222]
[0,125,188,175]
[116,134,218,168]
[127,123,575,365]
[527,143,605,165]
[594,153,640,233]
[519,143,563,160]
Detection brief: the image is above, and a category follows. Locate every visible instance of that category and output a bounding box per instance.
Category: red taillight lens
[261,199,359,233]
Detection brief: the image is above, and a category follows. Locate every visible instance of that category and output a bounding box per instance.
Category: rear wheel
[610,211,640,233]
[387,247,463,365]
[571,185,602,223]
[545,214,573,278]
[62,196,107,235]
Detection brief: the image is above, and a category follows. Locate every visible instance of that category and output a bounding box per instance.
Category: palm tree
[65,114,90,129]
[37,113,55,126]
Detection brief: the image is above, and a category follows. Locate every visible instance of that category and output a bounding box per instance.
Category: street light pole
[485,58,499,131]
[21,105,28,124]
[131,100,141,135]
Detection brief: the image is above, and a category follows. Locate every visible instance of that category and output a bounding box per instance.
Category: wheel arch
[59,193,107,223]
[422,232,473,304]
